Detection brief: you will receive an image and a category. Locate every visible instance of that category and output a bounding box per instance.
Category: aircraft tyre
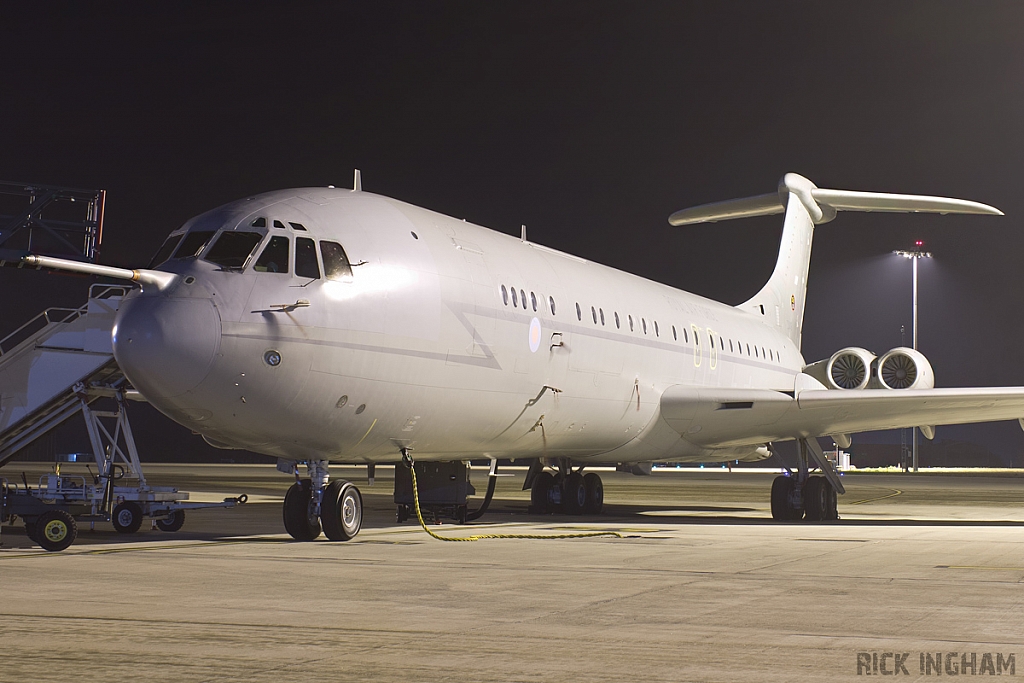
[563,472,587,515]
[803,477,826,521]
[583,472,604,514]
[36,509,77,552]
[112,501,144,534]
[321,479,362,541]
[770,476,802,521]
[155,510,186,532]
[531,471,555,513]
[283,479,322,541]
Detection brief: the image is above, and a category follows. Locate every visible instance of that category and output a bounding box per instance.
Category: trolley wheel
[283,479,321,541]
[155,510,186,532]
[36,509,77,552]
[112,501,144,534]
[321,479,362,541]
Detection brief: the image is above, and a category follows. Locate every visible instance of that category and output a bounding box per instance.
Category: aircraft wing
[660,385,1024,449]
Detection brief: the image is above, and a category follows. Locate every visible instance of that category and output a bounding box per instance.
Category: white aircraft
[24,172,1024,540]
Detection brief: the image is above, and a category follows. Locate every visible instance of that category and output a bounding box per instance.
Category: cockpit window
[320,241,353,281]
[295,237,320,279]
[272,220,286,229]
[289,222,307,231]
[173,230,216,259]
[149,234,183,268]
[251,217,267,228]
[253,236,289,273]
[204,231,264,270]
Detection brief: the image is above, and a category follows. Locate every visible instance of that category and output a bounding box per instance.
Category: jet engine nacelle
[804,347,877,390]
[873,347,935,390]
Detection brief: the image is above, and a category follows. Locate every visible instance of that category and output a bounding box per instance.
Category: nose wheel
[281,464,363,542]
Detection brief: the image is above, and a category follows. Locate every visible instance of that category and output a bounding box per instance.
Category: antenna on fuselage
[352,169,362,192]
[521,224,527,242]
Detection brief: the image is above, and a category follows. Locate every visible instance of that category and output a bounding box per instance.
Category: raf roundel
[529,317,542,353]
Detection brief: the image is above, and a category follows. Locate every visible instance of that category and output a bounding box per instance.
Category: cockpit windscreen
[204,231,264,269]
[149,234,183,268]
[173,230,217,259]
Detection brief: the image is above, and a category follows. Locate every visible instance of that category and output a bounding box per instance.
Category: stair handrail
[0,305,85,357]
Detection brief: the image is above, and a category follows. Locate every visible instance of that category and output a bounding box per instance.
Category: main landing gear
[526,459,604,515]
[280,459,363,541]
[770,438,844,522]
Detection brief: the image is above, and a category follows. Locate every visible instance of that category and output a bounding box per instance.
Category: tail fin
[668,173,1002,348]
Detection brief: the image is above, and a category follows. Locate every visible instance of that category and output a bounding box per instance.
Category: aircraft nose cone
[113,296,221,399]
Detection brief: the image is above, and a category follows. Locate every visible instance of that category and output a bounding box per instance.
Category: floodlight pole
[894,243,932,472]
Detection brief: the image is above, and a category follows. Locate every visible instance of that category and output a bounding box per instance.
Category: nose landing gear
[280,459,363,541]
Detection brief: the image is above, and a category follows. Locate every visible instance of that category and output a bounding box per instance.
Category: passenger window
[642,318,647,335]
[615,312,620,329]
[502,285,508,305]
[549,296,556,315]
[512,289,519,307]
[599,308,605,326]
[746,343,751,355]
[531,292,537,312]
[729,340,734,353]
[205,231,264,269]
[628,315,634,332]
[295,237,320,279]
[149,234,182,268]
[320,241,353,281]
[251,217,267,228]
[173,230,216,259]
[520,289,527,310]
[254,236,290,273]
[683,328,688,343]
[576,303,582,320]
[672,325,677,341]
[654,321,659,337]
[591,306,597,324]
[272,220,286,229]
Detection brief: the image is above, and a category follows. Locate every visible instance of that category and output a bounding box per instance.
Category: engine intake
[875,347,934,390]
[825,347,875,390]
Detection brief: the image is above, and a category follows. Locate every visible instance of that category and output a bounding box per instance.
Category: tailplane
[668,173,1002,348]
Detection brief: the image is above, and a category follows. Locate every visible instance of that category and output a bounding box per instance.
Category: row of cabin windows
[150,227,353,280]
[572,300,783,364]
[494,280,784,364]
[500,284,556,316]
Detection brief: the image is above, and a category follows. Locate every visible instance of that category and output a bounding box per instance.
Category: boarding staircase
[0,283,128,465]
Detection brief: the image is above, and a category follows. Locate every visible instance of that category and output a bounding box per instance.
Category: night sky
[3,2,1024,462]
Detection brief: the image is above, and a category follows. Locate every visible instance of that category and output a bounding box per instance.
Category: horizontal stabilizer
[668,173,1002,226]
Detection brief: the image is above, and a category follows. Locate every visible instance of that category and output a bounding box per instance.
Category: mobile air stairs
[0,284,246,551]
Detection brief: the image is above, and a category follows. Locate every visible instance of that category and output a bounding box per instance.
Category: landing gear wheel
[283,479,322,541]
[36,509,77,552]
[112,501,144,534]
[770,476,801,521]
[155,510,186,532]
[583,472,604,514]
[826,483,839,520]
[321,479,362,541]
[563,472,587,515]
[531,471,555,513]
[803,476,826,521]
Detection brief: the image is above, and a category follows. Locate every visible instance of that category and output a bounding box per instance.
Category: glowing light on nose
[323,263,417,301]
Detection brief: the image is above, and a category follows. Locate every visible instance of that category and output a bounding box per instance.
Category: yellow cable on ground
[408,461,623,542]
